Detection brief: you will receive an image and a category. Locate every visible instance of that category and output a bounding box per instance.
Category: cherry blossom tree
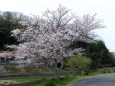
[6,5,104,79]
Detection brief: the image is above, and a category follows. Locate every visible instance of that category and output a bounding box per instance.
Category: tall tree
[6,5,104,78]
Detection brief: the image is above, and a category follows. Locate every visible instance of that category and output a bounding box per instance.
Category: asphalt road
[70,73,115,86]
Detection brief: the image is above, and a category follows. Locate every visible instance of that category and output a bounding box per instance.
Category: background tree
[88,40,115,69]
[70,40,115,69]
[0,11,27,50]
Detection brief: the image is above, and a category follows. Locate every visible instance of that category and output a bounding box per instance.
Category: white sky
[0,0,115,52]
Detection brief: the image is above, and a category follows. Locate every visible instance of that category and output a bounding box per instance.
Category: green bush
[102,71,106,73]
[108,71,111,73]
[38,78,56,86]
[65,56,92,74]
[45,79,56,86]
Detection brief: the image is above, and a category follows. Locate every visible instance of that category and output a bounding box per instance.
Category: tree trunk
[51,58,65,79]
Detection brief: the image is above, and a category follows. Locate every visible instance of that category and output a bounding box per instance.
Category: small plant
[108,71,111,73]
[2,82,8,85]
[9,82,13,85]
[41,78,56,86]
[102,71,106,73]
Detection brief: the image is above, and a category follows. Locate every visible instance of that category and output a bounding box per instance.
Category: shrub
[42,78,56,86]
[102,71,106,73]
[108,71,111,73]
[65,56,92,74]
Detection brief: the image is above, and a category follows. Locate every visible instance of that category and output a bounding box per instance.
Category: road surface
[70,73,115,86]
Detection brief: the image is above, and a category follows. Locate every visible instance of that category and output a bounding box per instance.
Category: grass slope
[35,71,115,86]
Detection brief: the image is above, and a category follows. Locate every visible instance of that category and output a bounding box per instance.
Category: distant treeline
[70,41,115,69]
[0,11,29,50]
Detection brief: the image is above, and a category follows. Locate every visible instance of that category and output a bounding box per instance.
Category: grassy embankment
[35,71,115,86]
[0,77,43,85]
[0,70,115,86]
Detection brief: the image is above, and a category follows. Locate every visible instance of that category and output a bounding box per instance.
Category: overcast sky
[0,0,115,52]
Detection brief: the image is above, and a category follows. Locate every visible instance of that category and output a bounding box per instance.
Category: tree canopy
[5,5,104,78]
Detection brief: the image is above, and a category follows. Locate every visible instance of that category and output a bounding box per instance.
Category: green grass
[90,71,114,75]
[1,71,115,86]
[13,77,43,83]
[34,71,115,86]
[34,75,90,86]
[0,77,43,85]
